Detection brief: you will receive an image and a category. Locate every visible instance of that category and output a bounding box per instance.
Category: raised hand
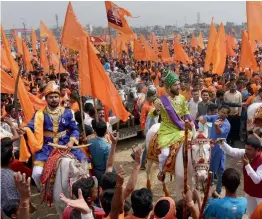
[14,172,31,201]
[60,188,91,214]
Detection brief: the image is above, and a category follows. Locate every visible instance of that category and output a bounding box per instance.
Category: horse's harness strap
[44,130,67,138]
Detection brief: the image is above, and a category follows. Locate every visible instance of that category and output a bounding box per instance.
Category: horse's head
[247,103,262,135]
[68,158,90,185]
[127,87,138,100]
[190,127,211,185]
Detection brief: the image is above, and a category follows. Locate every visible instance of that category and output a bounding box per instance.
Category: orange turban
[251,203,262,219]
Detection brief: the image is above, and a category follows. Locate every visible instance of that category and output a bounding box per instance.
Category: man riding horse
[153,69,193,181]
[21,81,87,190]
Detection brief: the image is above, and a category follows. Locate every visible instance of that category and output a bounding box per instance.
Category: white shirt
[220,142,262,185]
[187,98,202,120]
[224,90,242,116]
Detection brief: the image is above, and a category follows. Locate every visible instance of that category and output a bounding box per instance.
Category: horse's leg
[54,158,70,218]
[163,180,170,197]
[146,159,153,191]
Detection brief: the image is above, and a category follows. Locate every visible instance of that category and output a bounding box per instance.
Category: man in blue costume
[25,81,86,189]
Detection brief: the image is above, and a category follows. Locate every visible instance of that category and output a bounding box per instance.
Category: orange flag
[40,40,50,73]
[40,20,51,37]
[239,31,258,72]
[1,69,15,94]
[161,39,171,62]
[211,23,227,75]
[31,29,37,56]
[250,40,257,53]
[15,35,23,55]
[173,38,189,64]
[49,52,67,74]
[204,18,217,72]
[152,33,158,53]
[190,33,198,48]
[22,40,34,72]
[144,40,159,62]
[86,37,130,121]
[227,34,237,49]
[197,32,205,49]
[1,47,11,70]
[61,2,87,51]
[226,35,236,57]
[105,1,135,36]
[1,26,34,123]
[134,39,147,61]
[246,1,262,41]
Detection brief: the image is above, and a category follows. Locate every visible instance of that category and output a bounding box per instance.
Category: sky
[1,1,247,30]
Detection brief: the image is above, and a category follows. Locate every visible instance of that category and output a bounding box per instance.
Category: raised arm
[106,132,119,173]
[123,147,143,200]
[217,140,245,158]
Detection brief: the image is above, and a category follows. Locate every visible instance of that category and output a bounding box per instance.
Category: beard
[48,101,59,108]
[170,89,179,96]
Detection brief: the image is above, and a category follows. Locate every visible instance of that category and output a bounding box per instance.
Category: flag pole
[86,36,99,122]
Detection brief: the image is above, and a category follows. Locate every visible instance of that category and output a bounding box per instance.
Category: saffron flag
[204,18,217,72]
[22,40,34,72]
[31,29,37,56]
[239,30,258,72]
[173,38,190,64]
[40,20,51,37]
[226,35,236,57]
[197,32,205,49]
[1,47,11,70]
[40,40,50,73]
[227,34,237,49]
[246,1,262,41]
[161,39,171,62]
[144,40,159,62]
[134,39,147,61]
[105,1,134,36]
[152,33,159,53]
[1,69,15,94]
[49,52,67,74]
[15,35,23,55]
[85,36,130,121]
[190,34,198,48]
[1,26,34,123]
[61,2,87,51]
[211,23,227,75]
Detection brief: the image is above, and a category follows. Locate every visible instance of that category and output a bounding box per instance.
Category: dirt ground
[30,136,247,219]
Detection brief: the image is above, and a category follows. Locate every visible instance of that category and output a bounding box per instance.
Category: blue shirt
[204,197,247,219]
[205,115,231,172]
[104,62,110,70]
[88,137,111,179]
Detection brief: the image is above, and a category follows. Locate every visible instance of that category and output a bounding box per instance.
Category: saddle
[41,148,75,206]
[254,105,262,127]
[147,132,184,173]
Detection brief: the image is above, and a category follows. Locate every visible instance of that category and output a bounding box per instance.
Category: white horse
[145,123,211,200]
[53,155,89,218]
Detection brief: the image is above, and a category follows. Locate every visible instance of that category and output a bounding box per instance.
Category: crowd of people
[1,28,262,219]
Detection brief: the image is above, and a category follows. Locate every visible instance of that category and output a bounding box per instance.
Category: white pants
[246,194,262,217]
[158,147,170,171]
[32,166,43,190]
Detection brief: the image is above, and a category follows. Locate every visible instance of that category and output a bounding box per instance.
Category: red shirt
[140,101,153,131]
[9,159,32,178]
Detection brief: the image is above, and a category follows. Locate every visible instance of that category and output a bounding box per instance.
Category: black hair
[72,177,95,201]
[100,172,117,190]
[95,121,107,137]
[216,89,225,98]
[201,89,209,95]
[5,104,15,114]
[70,209,81,219]
[1,137,14,166]
[124,200,131,214]
[74,111,84,125]
[218,105,231,114]
[85,125,94,136]
[246,135,262,149]
[222,168,241,193]
[258,88,262,94]
[30,86,37,92]
[175,199,191,219]
[2,201,19,218]
[131,188,153,218]
[154,200,170,218]
[84,103,95,114]
[89,108,96,117]
[70,91,80,101]
[49,74,57,81]
[207,103,218,113]
[100,189,115,216]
